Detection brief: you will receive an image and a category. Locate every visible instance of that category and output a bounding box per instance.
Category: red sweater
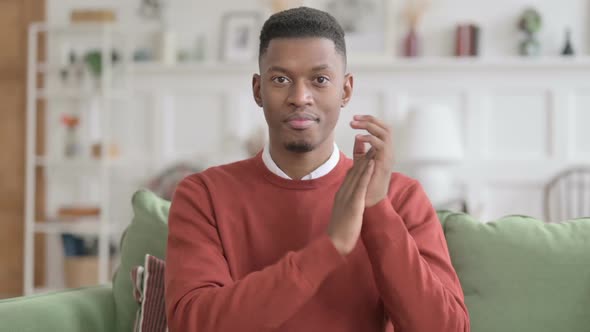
[165,152,469,332]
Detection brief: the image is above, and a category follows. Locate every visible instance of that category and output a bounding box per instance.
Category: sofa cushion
[440,212,590,332]
[131,254,167,332]
[0,286,115,332]
[113,190,169,332]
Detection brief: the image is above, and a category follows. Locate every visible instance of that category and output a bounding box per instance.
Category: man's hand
[327,148,375,256]
[350,115,395,207]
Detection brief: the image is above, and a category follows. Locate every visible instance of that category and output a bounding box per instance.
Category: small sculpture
[561,28,575,56]
[138,0,166,21]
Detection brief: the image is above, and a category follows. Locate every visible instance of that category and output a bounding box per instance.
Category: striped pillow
[131,254,168,332]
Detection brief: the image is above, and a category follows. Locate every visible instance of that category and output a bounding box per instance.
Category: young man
[165,7,469,332]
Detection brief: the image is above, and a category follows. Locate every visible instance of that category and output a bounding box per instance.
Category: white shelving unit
[24,23,137,295]
[128,55,590,74]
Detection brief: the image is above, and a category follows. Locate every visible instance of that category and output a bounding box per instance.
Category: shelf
[36,88,129,100]
[348,56,590,70]
[130,56,590,74]
[31,22,161,34]
[35,219,100,235]
[37,62,131,75]
[131,61,259,74]
[35,156,148,168]
[31,22,129,35]
[25,21,134,296]
[34,219,120,235]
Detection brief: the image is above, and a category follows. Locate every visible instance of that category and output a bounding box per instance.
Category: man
[165,6,469,332]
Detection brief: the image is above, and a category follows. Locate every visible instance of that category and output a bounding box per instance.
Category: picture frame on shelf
[219,11,263,63]
[303,0,395,61]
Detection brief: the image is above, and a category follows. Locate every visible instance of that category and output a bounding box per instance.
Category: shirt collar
[262,142,340,181]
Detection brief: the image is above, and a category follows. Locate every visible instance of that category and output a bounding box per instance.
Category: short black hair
[258,7,346,61]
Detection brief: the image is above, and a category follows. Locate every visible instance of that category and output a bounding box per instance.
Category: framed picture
[219,12,262,63]
[303,0,394,60]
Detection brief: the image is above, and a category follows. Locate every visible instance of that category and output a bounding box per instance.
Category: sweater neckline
[254,151,351,190]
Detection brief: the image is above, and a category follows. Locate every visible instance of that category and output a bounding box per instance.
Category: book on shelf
[455,24,480,57]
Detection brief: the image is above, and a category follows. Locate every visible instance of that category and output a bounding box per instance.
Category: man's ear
[252,74,263,107]
[341,73,353,108]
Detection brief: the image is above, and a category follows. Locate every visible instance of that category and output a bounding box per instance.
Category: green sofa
[1,190,589,332]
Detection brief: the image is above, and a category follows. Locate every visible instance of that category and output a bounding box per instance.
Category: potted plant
[518,8,542,56]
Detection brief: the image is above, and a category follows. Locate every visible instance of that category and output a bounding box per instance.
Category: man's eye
[273,76,290,84]
[316,76,329,84]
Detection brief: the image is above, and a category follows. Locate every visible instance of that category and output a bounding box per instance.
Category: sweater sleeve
[361,179,470,332]
[165,176,345,332]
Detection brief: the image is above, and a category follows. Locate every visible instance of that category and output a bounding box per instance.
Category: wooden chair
[544,166,590,222]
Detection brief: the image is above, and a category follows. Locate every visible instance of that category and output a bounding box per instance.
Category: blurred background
[1,0,590,299]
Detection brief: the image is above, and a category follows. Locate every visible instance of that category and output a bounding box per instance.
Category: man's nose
[287,80,313,107]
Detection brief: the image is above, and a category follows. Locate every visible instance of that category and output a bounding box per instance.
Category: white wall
[48,0,590,58]
[127,60,590,222]
[37,0,590,291]
[43,0,590,222]
[416,0,589,56]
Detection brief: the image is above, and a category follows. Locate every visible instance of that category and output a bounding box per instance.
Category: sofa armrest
[0,285,116,332]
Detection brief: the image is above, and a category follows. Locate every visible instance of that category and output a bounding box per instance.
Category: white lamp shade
[405,104,464,163]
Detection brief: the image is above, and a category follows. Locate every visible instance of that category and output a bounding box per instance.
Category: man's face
[253,37,353,153]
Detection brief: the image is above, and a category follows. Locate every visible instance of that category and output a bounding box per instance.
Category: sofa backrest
[440,212,590,332]
[113,190,590,332]
[112,190,169,332]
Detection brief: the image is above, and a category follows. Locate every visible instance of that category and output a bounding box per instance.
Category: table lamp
[405,103,464,206]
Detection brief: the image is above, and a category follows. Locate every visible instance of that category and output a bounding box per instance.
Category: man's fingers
[354,160,374,200]
[343,154,372,197]
[357,135,385,155]
[350,120,389,140]
[341,156,364,195]
[365,147,376,160]
[353,114,390,130]
[348,153,373,195]
[341,145,376,199]
[353,135,366,162]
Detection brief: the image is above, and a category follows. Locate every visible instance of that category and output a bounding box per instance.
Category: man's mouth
[285,113,318,130]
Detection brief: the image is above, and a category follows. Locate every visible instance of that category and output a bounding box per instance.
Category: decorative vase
[64,126,81,158]
[519,34,540,56]
[403,26,419,57]
[156,28,177,65]
[518,8,542,57]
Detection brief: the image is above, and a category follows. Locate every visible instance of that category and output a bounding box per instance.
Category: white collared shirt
[262,142,340,180]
